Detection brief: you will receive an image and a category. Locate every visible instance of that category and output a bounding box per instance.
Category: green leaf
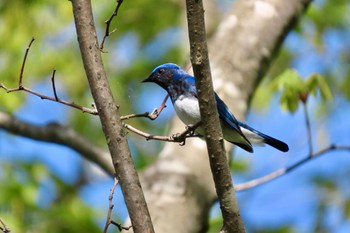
[270,69,333,113]
[271,69,304,92]
[305,73,333,101]
[271,69,305,113]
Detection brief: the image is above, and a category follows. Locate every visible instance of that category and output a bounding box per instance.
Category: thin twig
[0,217,10,233]
[103,178,120,233]
[148,94,169,120]
[303,101,313,156]
[51,69,59,101]
[0,83,98,115]
[102,178,132,232]
[0,38,98,115]
[122,121,200,145]
[235,144,350,191]
[185,64,192,72]
[19,37,35,86]
[100,0,124,51]
[110,220,132,232]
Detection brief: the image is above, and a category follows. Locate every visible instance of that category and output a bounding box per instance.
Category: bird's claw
[171,133,186,146]
[148,108,159,120]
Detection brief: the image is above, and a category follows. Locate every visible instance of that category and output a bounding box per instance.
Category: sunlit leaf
[306,73,333,101]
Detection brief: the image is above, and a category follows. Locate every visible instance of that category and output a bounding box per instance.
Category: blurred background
[0,0,350,232]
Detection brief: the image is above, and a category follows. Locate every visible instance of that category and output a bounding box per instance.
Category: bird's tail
[238,122,289,152]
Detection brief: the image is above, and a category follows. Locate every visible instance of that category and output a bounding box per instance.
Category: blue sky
[1,2,350,232]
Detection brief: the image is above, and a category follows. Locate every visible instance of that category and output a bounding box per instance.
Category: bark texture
[71,1,154,232]
[186,0,245,232]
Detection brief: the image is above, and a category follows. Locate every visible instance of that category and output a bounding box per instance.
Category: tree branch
[302,100,313,155]
[0,38,98,115]
[100,0,124,51]
[186,0,245,232]
[103,178,119,233]
[0,217,10,233]
[71,1,154,232]
[103,178,132,233]
[235,144,350,191]
[0,111,114,175]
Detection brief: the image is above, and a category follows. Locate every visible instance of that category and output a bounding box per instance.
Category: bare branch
[110,220,132,232]
[0,111,114,175]
[120,93,168,121]
[103,178,133,232]
[19,37,35,87]
[235,144,350,191]
[302,100,313,155]
[0,217,10,233]
[122,121,200,145]
[0,82,98,115]
[0,38,98,115]
[51,69,59,101]
[100,0,124,51]
[147,94,169,120]
[103,178,124,233]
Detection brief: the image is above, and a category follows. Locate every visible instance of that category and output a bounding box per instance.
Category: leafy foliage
[270,69,332,112]
[0,161,101,233]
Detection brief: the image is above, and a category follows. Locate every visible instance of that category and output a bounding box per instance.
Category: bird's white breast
[173,95,201,125]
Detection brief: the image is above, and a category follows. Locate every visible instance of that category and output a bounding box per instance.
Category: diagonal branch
[123,121,200,145]
[100,0,124,51]
[0,111,114,175]
[235,144,350,191]
[302,100,314,155]
[19,37,35,87]
[0,217,10,233]
[0,38,98,115]
[102,178,133,233]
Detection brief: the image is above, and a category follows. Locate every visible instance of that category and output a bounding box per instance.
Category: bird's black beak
[142,77,150,83]
[142,73,154,83]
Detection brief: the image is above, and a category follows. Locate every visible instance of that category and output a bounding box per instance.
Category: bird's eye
[158,69,164,74]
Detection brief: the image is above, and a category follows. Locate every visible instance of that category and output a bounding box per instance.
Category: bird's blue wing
[183,75,198,96]
[183,77,253,152]
[215,93,241,133]
[215,93,253,152]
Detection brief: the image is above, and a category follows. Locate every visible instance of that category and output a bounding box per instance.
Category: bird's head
[142,63,187,90]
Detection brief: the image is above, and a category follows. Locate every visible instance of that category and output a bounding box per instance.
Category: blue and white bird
[142,63,289,153]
